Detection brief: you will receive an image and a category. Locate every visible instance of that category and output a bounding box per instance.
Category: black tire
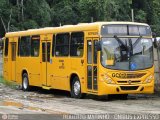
[22,73,30,91]
[71,76,85,99]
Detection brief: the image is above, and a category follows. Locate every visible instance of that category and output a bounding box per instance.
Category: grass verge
[0,76,4,83]
[0,76,19,89]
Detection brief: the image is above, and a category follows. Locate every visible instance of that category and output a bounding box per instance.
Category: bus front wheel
[22,73,30,91]
[71,76,84,99]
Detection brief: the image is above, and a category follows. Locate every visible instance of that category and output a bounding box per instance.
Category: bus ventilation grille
[120,86,139,90]
[117,80,141,84]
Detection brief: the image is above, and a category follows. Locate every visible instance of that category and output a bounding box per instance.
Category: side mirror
[152,32,158,48]
[96,41,101,51]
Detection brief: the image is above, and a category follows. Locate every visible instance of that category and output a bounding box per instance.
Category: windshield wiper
[132,36,142,48]
[114,35,128,50]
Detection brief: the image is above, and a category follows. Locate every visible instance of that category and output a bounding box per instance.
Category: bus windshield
[101,37,153,70]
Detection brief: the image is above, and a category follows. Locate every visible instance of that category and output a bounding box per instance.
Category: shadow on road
[21,86,160,102]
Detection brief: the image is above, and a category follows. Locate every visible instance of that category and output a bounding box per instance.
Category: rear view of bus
[98,22,154,96]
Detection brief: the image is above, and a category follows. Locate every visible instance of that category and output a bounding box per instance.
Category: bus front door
[11,42,16,81]
[42,41,51,88]
[87,38,98,93]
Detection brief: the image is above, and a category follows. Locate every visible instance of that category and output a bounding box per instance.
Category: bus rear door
[10,42,16,82]
[3,38,9,80]
[41,40,51,88]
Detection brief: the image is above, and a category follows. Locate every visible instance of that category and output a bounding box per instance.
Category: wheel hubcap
[74,81,80,95]
[23,77,28,89]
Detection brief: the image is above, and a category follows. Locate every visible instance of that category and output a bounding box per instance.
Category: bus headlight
[144,75,153,83]
[105,75,115,84]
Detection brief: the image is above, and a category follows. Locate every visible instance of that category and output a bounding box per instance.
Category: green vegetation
[0,76,18,89]
[0,76,4,83]
[0,0,160,37]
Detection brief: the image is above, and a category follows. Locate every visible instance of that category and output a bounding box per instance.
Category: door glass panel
[52,35,55,56]
[11,44,16,61]
[87,66,92,89]
[87,41,92,64]
[93,66,97,90]
[47,42,50,62]
[5,38,9,56]
[93,40,98,64]
[42,43,46,62]
[18,38,20,56]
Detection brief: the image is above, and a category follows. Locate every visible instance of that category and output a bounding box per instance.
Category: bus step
[42,86,51,90]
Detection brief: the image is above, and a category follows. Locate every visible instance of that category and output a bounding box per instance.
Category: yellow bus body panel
[3,22,154,96]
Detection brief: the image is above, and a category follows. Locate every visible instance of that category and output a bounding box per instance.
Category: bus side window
[19,36,31,56]
[31,36,40,57]
[70,32,84,57]
[55,33,69,57]
[4,38,9,56]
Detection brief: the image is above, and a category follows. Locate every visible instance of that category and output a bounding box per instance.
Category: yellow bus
[3,22,156,98]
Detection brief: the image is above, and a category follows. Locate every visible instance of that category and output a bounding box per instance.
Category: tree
[25,0,51,27]
[78,0,105,22]
[51,0,80,26]
[151,0,160,35]
[0,0,160,37]
[104,0,132,21]
[135,10,146,22]
[0,0,13,33]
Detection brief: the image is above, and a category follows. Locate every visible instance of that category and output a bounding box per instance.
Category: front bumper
[98,81,154,95]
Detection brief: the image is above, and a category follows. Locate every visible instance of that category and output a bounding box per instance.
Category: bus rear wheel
[71,76,84,99]
[22,73,30,91]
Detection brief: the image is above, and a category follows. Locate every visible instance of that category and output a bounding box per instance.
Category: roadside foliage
[0,0,160,37]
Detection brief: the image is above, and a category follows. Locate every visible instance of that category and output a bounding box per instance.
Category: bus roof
[5,22,149,38]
